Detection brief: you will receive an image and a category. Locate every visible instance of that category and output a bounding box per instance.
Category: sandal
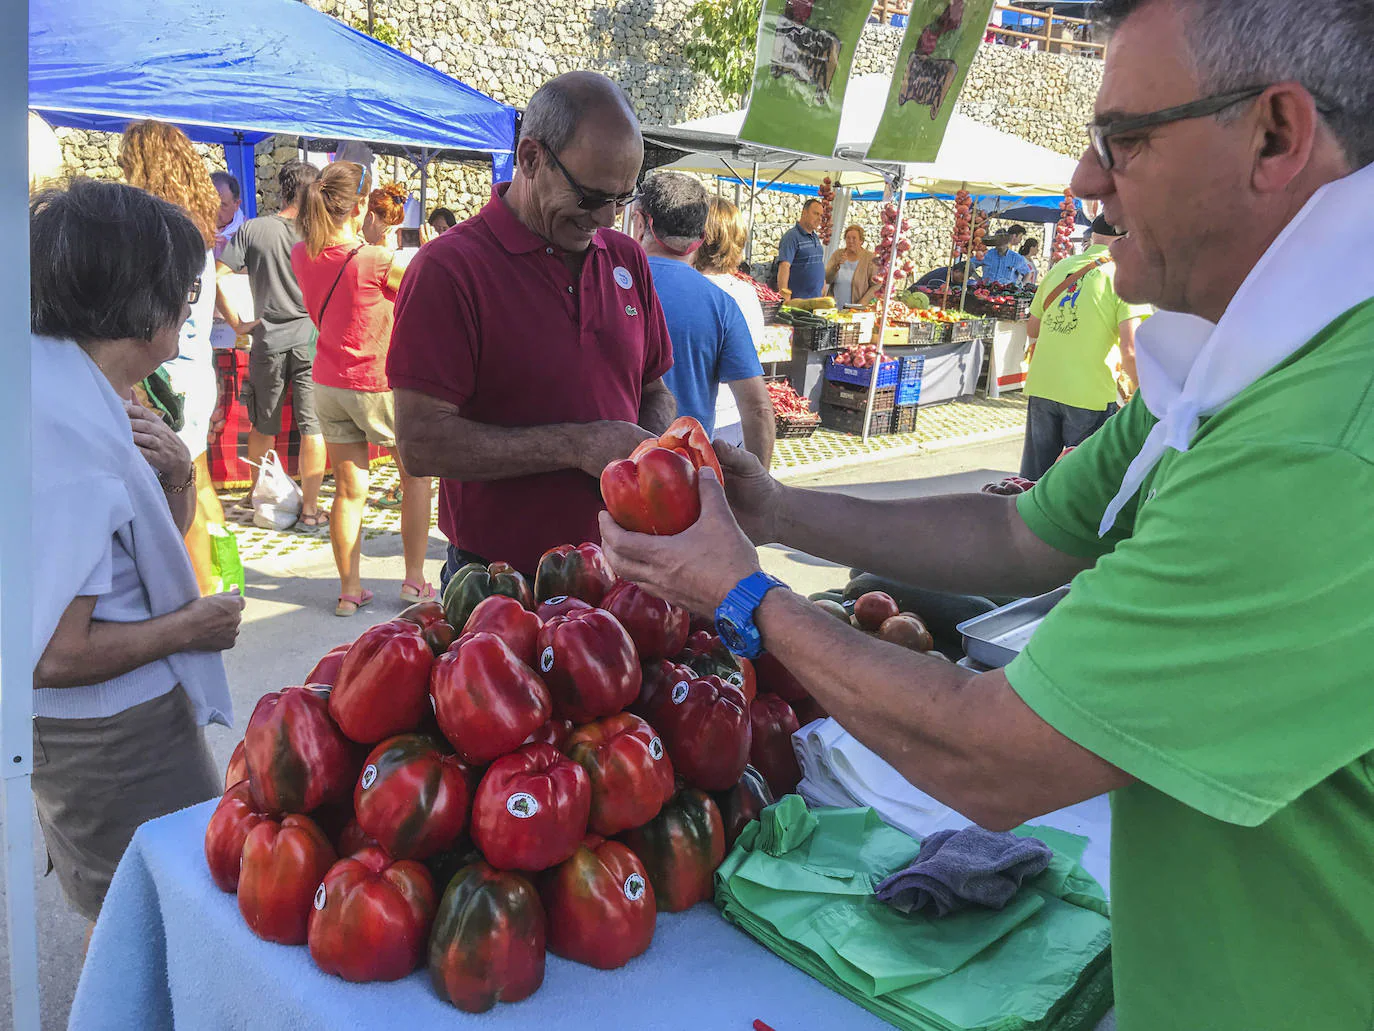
[377,486,403,508]
[299,510,330,529]
[400,580,436,603]
[335,588,374,617]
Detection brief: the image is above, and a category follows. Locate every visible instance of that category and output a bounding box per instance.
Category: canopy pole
[745,161,758,265]
[419,149,431,215]
[862,173,907,441]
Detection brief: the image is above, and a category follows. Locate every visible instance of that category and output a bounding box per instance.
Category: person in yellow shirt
[1021,214,1151,478]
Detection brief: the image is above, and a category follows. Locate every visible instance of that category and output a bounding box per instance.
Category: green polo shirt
[1026,245,1151,410]
[1006,297,1374,1030]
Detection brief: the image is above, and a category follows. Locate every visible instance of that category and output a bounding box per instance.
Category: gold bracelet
[161,465,196,494]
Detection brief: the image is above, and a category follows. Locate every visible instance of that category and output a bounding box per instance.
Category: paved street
[0,437,1021,1030]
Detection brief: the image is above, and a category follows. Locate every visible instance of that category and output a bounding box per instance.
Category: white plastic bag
[250,449,301,529]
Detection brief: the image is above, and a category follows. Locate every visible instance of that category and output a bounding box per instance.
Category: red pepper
[631,415,724,484]
[335,817,377,858]
[353,734,472,860]
[244,686,358,815]
[329,621,435,744]
[633,658,697,720]
[600,446,701,536]
[305,643,351,687]
[442,561,535,631]
[648,672,752,792]
[602,580,690,661]
[307,845,437,983]
[619,788,725,912]
[564,713,676,836]
[533,542,616,606]
[539,836,655,969]
[471,743,591,872]
[522,717,574,750]
[431,632,552,764]
[536,595,594,622]
[681,631,756,703]
[713,765,776,851]
[461,595,542,668]
[397,601,457,656]
[749,693,803,797]
[237,813,337,944]
[428,861,546,1013]
[224,739,248,791]
[204,779,267,893]
[536,608,641,724]
[753,651,810,705]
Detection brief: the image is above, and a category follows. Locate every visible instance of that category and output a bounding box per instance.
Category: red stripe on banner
[997,372,1027,387]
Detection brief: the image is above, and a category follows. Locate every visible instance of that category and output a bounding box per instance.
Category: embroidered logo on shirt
[613,266,634,289]
[625,305,638,317]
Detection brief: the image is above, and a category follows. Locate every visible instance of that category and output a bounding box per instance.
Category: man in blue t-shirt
[976,233,1034,285]
[633,173,774,466]
[776,199,827,301]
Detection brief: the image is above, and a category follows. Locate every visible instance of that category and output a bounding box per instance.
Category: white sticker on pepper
[671,681,689,704]
[623,872,646,902]
[649,736,664,760]
[540,646,555,673]
[360,764,377,790]
[507,792,540,818]
[314,884,327,910]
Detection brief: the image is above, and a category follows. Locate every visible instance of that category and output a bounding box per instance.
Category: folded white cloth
[1100,161,1374,535]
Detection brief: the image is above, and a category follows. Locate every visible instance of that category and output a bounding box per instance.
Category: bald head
[520,71,641,154]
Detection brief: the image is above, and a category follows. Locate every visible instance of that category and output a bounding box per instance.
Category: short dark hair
[210,170,240,201]
[277,160,319,208]
[638,172,709,243]
[31,179,204,343]
[428,206,457,230]
[1007,224,1027,236]
[802,198,823,213]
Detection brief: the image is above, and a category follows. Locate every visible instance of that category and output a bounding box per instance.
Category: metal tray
[956,586,1070,668]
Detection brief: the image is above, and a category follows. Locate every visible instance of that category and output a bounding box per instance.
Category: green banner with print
[867,0,996,163]
[738,0,874,158]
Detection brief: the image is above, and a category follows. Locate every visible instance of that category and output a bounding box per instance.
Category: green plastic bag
[207,524,245,595]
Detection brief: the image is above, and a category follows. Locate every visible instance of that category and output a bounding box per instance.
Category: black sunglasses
[1087,84,1339,171]
[187,276,202,305]
[541,143,639,211]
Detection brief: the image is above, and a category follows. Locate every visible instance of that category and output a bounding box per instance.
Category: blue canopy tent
[29,0,518,216]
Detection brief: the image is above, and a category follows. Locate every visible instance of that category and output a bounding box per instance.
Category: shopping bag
[207,523,245,594]
[249,449,302,529]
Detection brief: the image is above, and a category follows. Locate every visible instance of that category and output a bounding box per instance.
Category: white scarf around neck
[1099,161,1374,536]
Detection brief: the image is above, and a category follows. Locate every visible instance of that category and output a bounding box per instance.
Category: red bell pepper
[397,601,457,656]
[647,672,752,792]
[442,561,535,631]
[536,595,593,622]
[539,836,655,969]
[428,861,546,1013]
[681,631,756,703]
[619,788,725,912]
[244,686,358,815]
[353,734,472,860]
[431,632,552,764]
[631,416,724,484]
[633,658,696,720]
[461,595,542,668]
[602,580,689,661]
[329,620,435,744]
[600,446,701,536]
[336,817,377,858]
[204,779,267,893]
[753,651,809,705]
[237,813,337,944]
[536,608,641,724]
[305,643,351,687]
[308,845,437,983]
[564,713,675,836]
[224,739,248,791]
[471,743,591,872]
[522,717,574,750]
[749,693,802,797]
[533,543,616,606]
[714,765,776,851]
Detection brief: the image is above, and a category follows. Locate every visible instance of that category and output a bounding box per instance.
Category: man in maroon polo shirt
[388,72,677,580]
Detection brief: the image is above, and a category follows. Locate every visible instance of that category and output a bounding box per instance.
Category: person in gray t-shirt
[217,160,328,526]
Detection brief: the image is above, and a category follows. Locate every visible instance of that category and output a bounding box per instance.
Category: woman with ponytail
[291,162,433,615]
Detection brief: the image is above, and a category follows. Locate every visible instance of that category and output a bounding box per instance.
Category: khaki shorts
[32,685,220,922]
[313,384,396,447]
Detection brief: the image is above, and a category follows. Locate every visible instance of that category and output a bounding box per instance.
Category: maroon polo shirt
[387,184,673,575]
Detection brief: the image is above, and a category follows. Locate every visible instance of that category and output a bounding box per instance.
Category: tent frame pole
[745,161,758,264]
[862,171,907,441]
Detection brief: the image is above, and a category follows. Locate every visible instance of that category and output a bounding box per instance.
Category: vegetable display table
[70,801,901,1031]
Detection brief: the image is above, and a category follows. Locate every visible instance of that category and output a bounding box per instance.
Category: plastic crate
[825,357,899,389]
[906,320,953,346]
[774,412,820,439]
[792,321,841,352]
[896,355,924,406]
[893,402,919,434]
[820,402,894,435]
[821,382,896,412]
[761,298,783,324]
[834,321,862,349]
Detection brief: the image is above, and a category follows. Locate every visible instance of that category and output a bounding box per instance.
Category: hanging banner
[866,0,995,163]
[738,0,874,158]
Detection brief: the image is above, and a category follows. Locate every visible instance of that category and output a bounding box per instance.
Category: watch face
[718,620,745,651]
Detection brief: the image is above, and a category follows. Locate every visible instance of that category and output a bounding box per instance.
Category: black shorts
[243,342,320,437]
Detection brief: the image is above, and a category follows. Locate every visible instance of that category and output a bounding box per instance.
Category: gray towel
[874,827,1052,917]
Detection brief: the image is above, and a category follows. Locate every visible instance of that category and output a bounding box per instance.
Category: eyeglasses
[1087,85,1274,171]
[187,277,202,305]
[541,143,639,211]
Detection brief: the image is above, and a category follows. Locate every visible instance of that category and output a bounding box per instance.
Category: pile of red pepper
[732,270,781,305]
[207,421,819,1012]
[765,379,812,419]
[833,344,885,370]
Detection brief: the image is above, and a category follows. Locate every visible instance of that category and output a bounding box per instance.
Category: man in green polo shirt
[1021,216,1151,478]
[596,0,1374,1027]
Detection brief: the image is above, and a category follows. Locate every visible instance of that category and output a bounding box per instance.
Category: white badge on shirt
[613,266,634,289]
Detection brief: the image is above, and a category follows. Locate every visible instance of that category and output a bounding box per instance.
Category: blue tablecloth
[70,800,902,1031]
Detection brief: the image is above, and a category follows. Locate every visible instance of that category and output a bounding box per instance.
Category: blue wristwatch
[715,571,789,660]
